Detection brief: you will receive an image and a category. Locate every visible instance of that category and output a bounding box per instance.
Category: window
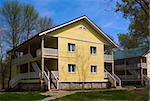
[68,43,75,52]
[90,46,96,54]
[91,65,97,73]
[68,64,76,73]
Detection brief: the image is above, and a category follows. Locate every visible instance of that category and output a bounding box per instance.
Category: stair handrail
[51,71,59,89]
[104,69,116,87]
[29,53,50,90]
[113,73,121,87]
[143,75,150,85]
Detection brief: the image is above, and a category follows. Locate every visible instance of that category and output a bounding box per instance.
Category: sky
[0,0,130,43]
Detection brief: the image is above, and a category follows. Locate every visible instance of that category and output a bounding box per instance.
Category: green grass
[0,92,47,101]
[53,88,149,101]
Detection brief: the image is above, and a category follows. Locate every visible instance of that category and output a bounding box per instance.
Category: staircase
[143,75,150,85]
[104,69,121,88]
[10,53,59,90]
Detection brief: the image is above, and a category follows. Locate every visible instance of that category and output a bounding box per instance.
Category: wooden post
[112,49,114,75]
[17,53,20,75]
[41,37,44,90]
[124,49,127,80]
[140,58,144,85]
[28,45,30,79]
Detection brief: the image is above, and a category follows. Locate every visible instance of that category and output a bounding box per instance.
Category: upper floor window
[90,46,96,54]
[68,43,75,52]
[91,65,97,73]
[68,64,76,73]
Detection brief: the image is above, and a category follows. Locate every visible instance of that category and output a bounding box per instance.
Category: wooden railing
[36,48,58,57]
[104,54,113,61]
[12,54,30,65]
[10,72,39,88]
[10,54,51,90]
[104,69,116,87]
[118,75,141,81]
[113,73,121,87]
[143,75,150,85]
[51,71,59,89]
[115,63,147,70]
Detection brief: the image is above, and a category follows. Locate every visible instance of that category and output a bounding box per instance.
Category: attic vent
[79,25,87,30]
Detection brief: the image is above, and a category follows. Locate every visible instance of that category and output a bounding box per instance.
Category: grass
[53,88,149,101]
[0,87,149,101]
[0,92,47,101]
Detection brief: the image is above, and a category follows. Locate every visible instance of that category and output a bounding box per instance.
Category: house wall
[48,20,111,82]
[145,52,150,77]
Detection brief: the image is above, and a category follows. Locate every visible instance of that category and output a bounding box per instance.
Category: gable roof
[114,46,149,60]
[8,15,118,53]
[39,15,118,47]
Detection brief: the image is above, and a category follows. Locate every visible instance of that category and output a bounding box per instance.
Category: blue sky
[0,0,130,43]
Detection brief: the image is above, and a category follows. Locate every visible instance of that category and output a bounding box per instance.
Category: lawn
[53,88,149,101]
[0,92,47,101]
[0,87,149,101]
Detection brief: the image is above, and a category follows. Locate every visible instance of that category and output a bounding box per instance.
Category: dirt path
[39,88,127,101]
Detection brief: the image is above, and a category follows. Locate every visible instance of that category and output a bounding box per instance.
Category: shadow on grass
[0,92,47,101]
[53,89,149,101]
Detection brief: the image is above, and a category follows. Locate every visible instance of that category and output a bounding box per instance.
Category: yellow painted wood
[41,37,44,80]
[112,50,114,74]
[140,58,143,85]
[11,19,116,83]
[46,20,114,82]
[145,52,150,78]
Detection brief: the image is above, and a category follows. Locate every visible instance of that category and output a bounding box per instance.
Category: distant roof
[114,46,149,60]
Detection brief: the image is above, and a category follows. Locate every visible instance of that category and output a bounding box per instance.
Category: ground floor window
[91,65,97,73]
[68,64,76,73]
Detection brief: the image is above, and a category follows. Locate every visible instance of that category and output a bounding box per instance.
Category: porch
[10,36,59,90]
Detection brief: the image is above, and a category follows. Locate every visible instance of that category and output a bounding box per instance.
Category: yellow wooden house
[8,16,121,90]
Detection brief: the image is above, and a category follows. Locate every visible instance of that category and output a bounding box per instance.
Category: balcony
[115,63,147,70]
[12,54,30,65]
[36,48,58,57]
[104,54,113,61]
[118,75,141,81]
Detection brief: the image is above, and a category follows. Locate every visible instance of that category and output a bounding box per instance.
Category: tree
[0,0,22,48]
[36,16,53,32]
[22,4,39,40]
[118,33,139,49]
[115,0,149,48]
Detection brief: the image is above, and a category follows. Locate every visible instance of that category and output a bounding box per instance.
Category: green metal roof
[114,46,149,60]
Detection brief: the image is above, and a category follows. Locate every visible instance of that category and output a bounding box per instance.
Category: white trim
[59,80,108,83]
[39,16,118,47]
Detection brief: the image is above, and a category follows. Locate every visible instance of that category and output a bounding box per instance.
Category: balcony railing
[118,75,141,81]
[104,54,113,61]
[36,48,58,56]
[115,63,147,70]
[12,54,30,65]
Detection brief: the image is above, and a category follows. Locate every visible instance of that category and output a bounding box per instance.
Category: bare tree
[22,4,39,40]
[36,16,53,32]
[0,0,22,48]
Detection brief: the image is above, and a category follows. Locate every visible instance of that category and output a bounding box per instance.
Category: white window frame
[91,65,97,73]
[68,43,75,52]
[68,64,76,73]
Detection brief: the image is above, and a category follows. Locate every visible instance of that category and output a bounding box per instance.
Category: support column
[124,49,127,80]
[140,58,144,85]
[112,49,114,74]
[28,45,30,79]
[41,37,44,90]
[17,53,20,75]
